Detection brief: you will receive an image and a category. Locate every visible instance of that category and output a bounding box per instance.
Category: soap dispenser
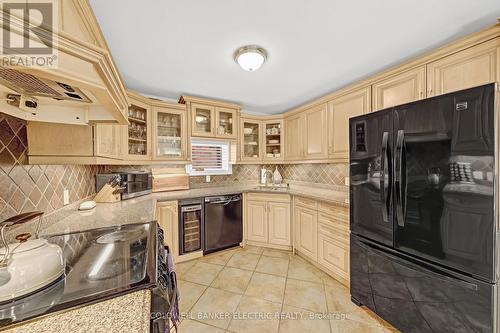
[260,168,267,184]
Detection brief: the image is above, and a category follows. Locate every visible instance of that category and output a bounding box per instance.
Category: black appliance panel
[350,109,394,246]
[204,194,243,254]
[350,235,495,333]
[393,84,496,282]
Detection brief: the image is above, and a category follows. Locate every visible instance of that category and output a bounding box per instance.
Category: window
[186,139,233,176]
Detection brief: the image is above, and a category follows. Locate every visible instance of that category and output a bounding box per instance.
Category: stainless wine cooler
[178,198,204,255]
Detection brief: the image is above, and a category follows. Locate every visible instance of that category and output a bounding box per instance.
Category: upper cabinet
[327,87,371,160]
[284,114,303,161]
[0,1,129,125]
[123,94,152,160]
[427,38,500,97]
[180,96,240,139]
[372,66,426,111]
[263,119,284,162]
[304,104,328,160]
[94,124,122,159]
[240,118,262,161]
[152,104,188,161]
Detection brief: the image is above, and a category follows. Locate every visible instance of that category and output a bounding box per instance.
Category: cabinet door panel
[216,107,237,139]
[372,66,426,111]
[268,202,291,246]
[295,206,318,261]
[94,124,122,159]
[191,103,216,137]
[241,119,262,161]
[156,201,179,259]
[246,200,268,243]
[427,38,500,97]
[284,115,303,160]
[328,87,371,160]
[304,104,328,159]
[153,107,187,160]
[124,96,152,160]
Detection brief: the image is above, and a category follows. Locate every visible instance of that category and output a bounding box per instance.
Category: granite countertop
[8,182,348,237]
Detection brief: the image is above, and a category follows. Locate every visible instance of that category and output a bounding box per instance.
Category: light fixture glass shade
[234,45,267,71]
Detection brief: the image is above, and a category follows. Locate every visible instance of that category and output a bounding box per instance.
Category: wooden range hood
[0,0,129,125]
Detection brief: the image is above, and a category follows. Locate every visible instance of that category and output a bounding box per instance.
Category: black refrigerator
[349,83,498,333]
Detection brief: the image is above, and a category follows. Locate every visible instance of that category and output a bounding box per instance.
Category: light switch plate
[344,177,350,186]
[205,175,211,182]
[63,189,69,205]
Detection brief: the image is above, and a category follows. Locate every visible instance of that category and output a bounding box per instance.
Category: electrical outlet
[205,175,211,182]
[63,189,69,205]
[344,177,350,186]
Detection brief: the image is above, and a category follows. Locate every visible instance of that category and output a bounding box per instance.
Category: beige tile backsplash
[0,113,101,221]
[1,111,347,221]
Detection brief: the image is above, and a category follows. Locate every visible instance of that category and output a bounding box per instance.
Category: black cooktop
[0,222,158,328]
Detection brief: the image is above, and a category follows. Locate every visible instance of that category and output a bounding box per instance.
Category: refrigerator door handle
[395,130,406,226]
[380,132,390,223]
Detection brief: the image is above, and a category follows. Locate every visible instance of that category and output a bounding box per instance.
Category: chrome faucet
[264,169,274,186]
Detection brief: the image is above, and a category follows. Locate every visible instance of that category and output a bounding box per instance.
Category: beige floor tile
[238,245,264,254]
[324,282,361,314]
[211,267,253,294]
[178,279,207,312]
[255,255,289,277]
[227,252,261,271]
[177,260,197,277]
[330,319,385,333]
[183,262,224,286]
[278,305,331,333]
[200,250,236,266]
[190,287,243,329]
[178,319,225,333]
[228,296,281,333]
[245,272,286,303]
[287,256,324,284]
[262,248,292,259]
[284,279,327,313]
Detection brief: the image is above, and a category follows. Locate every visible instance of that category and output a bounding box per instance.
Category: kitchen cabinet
[427,38,500,97]
[94,124,122,159]
[327,86,371,161]
[263,119,284,162]
[284,114,303,160]
[156,201,180,260]
[372,66,426,111]
[304,104,328,159]
[318,213,349,284]
[245,193,291,247]
[294,205,318,261]
[191,103,216,137]
[216,107,238,139]
[152,105,187,160]
[240,118,262,161]
[123,94,152,160]
[246,200,268,243]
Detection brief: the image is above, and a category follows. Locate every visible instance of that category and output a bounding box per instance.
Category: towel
[166,251,179,332]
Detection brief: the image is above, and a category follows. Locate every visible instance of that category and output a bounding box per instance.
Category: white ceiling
[89,0,500,114]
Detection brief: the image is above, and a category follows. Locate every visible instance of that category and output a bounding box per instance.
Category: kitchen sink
[252,185,289,192]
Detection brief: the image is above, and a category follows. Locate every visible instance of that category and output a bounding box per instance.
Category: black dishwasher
[204,194,243,254]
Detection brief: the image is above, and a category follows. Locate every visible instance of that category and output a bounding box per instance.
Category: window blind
[187,139,232,175]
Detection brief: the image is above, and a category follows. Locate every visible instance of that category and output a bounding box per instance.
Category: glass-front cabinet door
[191,103,215,137]
[263,120,283,161]
[124,97,151,160]
[241,119,262,161]
[153,106,186,160]
[215,107,237,139]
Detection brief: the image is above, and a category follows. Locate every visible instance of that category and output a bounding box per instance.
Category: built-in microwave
[96,171,152,200]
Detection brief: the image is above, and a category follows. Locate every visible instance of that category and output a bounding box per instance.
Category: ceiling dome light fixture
[234,45,268,72]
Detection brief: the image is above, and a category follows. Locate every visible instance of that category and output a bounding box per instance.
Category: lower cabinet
[294,206,318,261]
[156,200,179,261]
[245,193,291,247]
[294,196,350,286]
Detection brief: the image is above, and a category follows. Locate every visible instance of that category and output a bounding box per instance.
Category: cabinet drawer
[319,212,349,233]
[318,202,348,218]
[318,232,349,280]
[294,196,318,209]
[318,218,349,244]
[247,192,290,203]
